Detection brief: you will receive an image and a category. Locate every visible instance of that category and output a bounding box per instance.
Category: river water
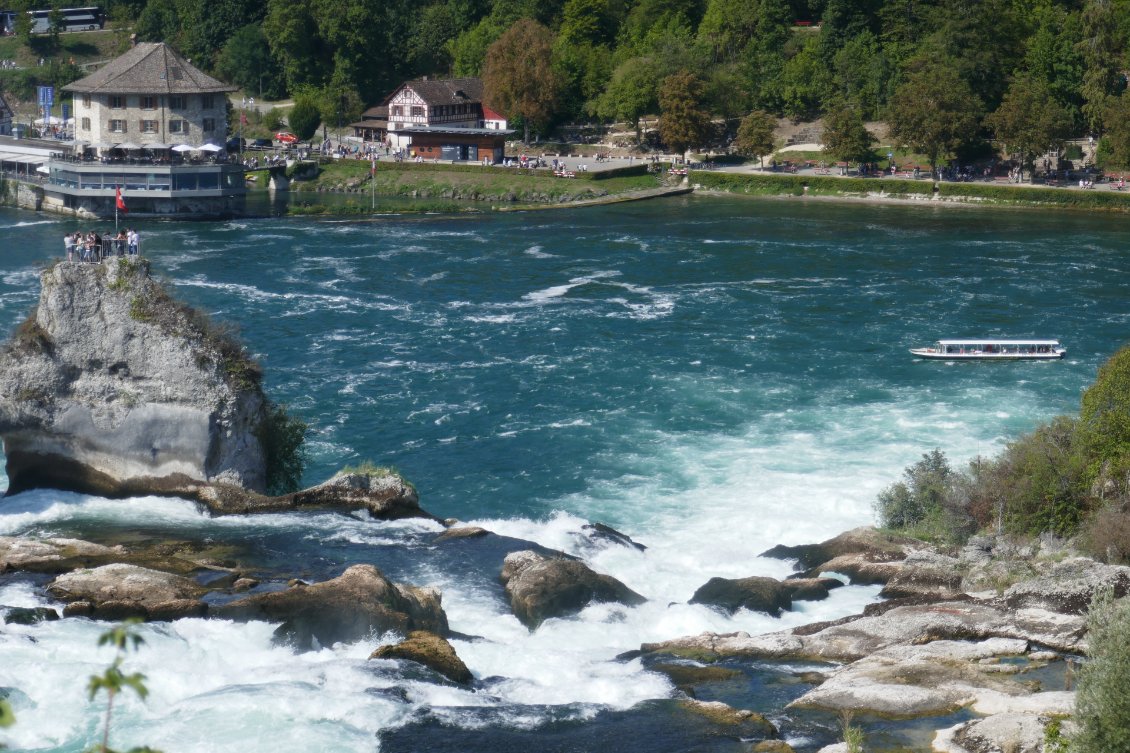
[0,197,1127,752]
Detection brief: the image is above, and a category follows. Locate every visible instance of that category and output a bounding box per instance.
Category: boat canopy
[935,339,1061,346]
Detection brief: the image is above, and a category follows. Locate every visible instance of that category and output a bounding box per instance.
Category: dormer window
[171,67,183,81]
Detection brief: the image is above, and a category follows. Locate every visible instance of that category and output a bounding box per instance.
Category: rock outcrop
[215,563,448,648]
[500,550,646,629]
[0,260,436,521]
[0,259,266,496]
[370,630,473,684]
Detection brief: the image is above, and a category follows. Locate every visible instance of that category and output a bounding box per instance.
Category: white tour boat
[910,339,1066,360]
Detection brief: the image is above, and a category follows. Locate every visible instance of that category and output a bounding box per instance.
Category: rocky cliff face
[0,259,267,496]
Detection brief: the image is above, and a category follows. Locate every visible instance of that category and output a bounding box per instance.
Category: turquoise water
[0,198,1127,752]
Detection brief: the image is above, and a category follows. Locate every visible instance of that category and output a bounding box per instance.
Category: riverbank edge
[691,171,1130,212]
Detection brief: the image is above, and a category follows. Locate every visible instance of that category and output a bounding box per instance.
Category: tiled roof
[63,42,236,95]
[402,78,484,105]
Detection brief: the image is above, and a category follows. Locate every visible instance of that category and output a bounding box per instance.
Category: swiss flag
[115,186,128,214]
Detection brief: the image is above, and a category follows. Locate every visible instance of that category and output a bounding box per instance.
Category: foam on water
[2,199,1128,750]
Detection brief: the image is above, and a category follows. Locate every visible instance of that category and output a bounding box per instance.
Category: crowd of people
[64,228,139,263]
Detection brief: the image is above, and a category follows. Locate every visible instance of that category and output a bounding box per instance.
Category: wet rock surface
[500,549,646,629]
[216,563,448,648]
[370,630,473,684]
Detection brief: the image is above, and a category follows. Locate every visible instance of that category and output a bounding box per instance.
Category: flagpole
[371,158,375,212]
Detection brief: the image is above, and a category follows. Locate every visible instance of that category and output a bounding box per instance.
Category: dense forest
[4,0,1130,165]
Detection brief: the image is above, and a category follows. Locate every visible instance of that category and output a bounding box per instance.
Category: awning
[0,152,49,165]
[145,142,171,150]
[115,142,142,150]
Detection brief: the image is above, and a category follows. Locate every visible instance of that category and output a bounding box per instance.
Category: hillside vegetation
[876,345,1130,564]
[2,0,1130,168]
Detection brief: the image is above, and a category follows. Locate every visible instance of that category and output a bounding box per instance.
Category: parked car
[250,138,273,149]
[275,132,298,144]
[226,137,245,152]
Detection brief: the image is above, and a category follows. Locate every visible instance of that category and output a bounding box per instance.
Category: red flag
[240,112,248,126]
[115,186,128,214]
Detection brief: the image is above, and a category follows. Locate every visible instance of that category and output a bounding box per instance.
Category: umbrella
[171,144,194,153]
[115,142,142,150]
[197,143,223,152]
[145,142,171,150]
[36,164,49,174]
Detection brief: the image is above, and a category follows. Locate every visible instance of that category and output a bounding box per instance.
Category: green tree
[779,35,833,120]
[658,69,712,154]
[216,24,284,101]
[595,56,660,141]
[821,104,876,163]
[263,0,329,93]
[831,31,890,118]
[46,2,64,53]
[1077,0,1128,132]
[986,73,1073,182]
[1074,589,1130,752]
[1079,344,1130,488]
[887,57,982,176]
[287,92,322,142]
[482,19,561,143]
[875,449,959,536]
[1023,1,1085,126]
[733,109,776,165]
[1103,94,1130,168]
[449,17,505,76]
[256,401,308,495]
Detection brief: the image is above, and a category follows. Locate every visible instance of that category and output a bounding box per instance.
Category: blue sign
[37,86,54,106]
[62,103,71,121]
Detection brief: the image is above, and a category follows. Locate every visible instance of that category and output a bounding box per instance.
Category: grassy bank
[693,171,1130,211]
[273,159,659,207]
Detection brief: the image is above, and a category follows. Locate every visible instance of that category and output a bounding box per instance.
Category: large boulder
[370,630,472,684]
[879,550,966,601]
[500,550,646,629]
[0,260,267,496]
[1002,557,1130,615]
[690,576,793,617]
[47,562,207,620]
[216,564,448,648]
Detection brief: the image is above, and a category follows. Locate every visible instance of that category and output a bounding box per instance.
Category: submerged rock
[690,576,793,617]
[500,550,646,629]
[676,699,777,739]
[370,630,473,684]
[761,527,925,573]
[216,564,448,648]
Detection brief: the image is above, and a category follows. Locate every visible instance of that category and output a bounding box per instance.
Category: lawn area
[0,28,124,69]
[284,159,660,204]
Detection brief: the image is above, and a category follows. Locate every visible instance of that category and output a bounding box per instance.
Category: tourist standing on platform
[128,228,139,256]
[65,232,75,262]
